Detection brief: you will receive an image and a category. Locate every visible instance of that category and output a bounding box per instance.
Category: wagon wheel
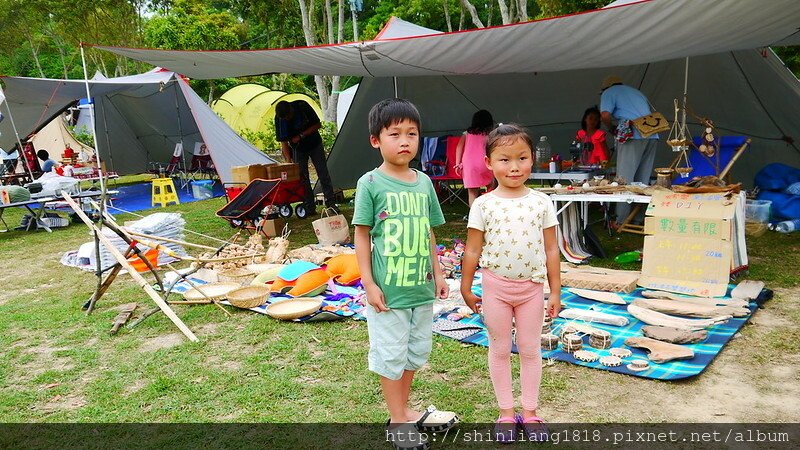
[278,204,293,218]
[295,204,308,219]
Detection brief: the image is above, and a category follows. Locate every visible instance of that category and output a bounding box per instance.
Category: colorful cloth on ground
[352,169,445,309]
[432,286,756,380]
[158,278,366,321]
[467,189,558,282]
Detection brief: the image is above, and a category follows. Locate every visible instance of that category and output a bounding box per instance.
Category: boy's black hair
[275,101,291,119]
[581,106,601,131]
[368,98,421,138]
[37,149,49,160]
[485,123,533,157]
[467,109,494,135]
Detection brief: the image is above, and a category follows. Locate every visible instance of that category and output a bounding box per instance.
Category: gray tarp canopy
[93,0,800,188]
[0,69,275,184]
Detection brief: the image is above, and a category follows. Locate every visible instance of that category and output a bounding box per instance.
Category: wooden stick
[128,307,160,329]
[164,261,232,318]
[167,300,213,305]
[62,192,199,342]
[124,229,217,251]
[719,139,751,181]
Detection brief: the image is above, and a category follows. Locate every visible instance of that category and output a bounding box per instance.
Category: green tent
[212,84,322,136]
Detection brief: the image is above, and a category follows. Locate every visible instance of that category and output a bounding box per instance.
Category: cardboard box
[639,235,733,297]
[644,216,732,240]
[259,218,286,237]
[639,190,738,297]
[265,163,300,182]
[230,164,268,184]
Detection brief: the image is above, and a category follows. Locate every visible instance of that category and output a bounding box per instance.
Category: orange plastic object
[128,249,159,272]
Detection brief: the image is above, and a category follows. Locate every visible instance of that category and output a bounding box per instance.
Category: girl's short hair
[581,106,601,131]
[368,98,421,137]
[467,109,494,135]
[37,149,49,160]
[485,123,533,157]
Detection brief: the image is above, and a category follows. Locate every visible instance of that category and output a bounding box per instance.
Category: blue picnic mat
[433,286,757,381]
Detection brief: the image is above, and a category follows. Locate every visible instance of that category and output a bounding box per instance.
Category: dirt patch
[139,333,185,352]
[39,394,87,412]
[122,379,148,396]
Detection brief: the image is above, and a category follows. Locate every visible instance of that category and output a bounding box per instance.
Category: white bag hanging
[312,208,350,246]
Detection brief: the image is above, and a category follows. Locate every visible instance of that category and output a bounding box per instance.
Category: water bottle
[535,136,552,173]
[774,219,800,233]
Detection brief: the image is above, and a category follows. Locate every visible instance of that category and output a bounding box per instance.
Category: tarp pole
[80,43,106,218]
[173,80,186,172]
[682,57,689,129]
[100,99,114,173]
[393,77,398,97]
[0,85,36,180]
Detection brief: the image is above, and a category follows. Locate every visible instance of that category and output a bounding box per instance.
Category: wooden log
[62,192,199,342]
[124,229,217,251]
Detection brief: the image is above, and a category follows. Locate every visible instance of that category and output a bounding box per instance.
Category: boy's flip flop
[415,405,460,433]
[386,421,430,450]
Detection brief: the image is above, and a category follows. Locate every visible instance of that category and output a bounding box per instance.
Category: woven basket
[226,285,271,309]
[218,267,256,285]
[266,298,322,320]
[183,282,241,301]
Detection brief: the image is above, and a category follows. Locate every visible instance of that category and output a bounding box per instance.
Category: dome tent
[212,84,322,136]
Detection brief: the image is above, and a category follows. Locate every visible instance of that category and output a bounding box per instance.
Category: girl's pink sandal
[520,416,549,442]
[493,416,518,444]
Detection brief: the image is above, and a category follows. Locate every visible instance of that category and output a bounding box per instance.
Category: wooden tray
[265,298,322,320]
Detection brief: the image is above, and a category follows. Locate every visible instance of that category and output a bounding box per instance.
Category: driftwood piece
[558,308,629,326]
[627,304,730,330]
[730,280,765,301]
[63,193,199,342]
[567,288,626,305]
[632,298,749,318]
[110,303,137,335]
[624,337,695,364]
[128,307,160,329]
[560,263,639,293]
[641,290,748,308]
[641,325,708,344]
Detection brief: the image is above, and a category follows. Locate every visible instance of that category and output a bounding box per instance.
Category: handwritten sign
[644,217,731,240]
[645,191,735,220]
[639,235,732,297]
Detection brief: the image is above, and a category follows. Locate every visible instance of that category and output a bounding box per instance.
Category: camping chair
[672,136,750,185]
[183,142,217,187]
[429,136,469,207]
[148,142,185,179]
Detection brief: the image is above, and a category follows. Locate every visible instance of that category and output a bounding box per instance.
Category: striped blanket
[433,286,756,380]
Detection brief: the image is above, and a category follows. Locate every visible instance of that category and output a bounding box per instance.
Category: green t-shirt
[352,169,446,309]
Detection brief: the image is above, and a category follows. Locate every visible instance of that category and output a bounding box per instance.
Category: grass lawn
[0,179,798,423]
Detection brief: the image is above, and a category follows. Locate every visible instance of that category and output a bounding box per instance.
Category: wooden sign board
[638,235,732,297]
[645,191,736,220]
[643,217,732,240]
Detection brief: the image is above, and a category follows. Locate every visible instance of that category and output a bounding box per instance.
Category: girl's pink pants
[481,269,545,411]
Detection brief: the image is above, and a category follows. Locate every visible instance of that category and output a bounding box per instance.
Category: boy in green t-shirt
[353,98,459,445]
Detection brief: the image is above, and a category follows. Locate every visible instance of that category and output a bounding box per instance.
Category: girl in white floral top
[460,123,561,441]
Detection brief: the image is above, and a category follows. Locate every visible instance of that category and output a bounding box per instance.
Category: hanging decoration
[666,99,691,152]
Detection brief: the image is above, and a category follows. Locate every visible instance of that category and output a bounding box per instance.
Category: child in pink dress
[460,124,561,443]
[455,110,494,207]
[575,106,610,165]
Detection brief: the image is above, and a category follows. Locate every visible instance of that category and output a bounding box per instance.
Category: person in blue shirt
[37,149,58,173]
[599,75,659,227]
